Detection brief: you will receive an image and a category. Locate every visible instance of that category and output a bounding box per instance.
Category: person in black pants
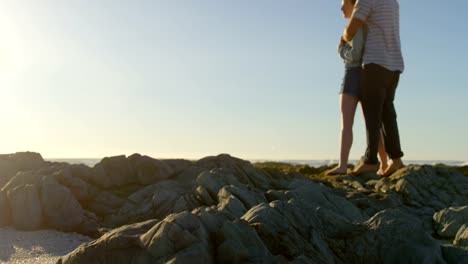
[340,0,405,176]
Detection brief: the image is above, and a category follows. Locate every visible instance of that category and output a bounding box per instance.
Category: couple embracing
[327,0,405,177]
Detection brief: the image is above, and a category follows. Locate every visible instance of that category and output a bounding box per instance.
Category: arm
[339,28,364,63]
[342,0,372,42]
[347,27,365,61]
[342,18,364,42]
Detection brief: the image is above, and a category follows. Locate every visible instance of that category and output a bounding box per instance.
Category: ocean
[47,158,468,168]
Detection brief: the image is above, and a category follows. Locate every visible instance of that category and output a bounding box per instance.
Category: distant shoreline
[46,158,468,168]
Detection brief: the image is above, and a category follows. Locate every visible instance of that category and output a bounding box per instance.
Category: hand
[339,36,346,46]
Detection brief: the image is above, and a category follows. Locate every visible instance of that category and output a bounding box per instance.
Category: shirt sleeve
[348,27,365,62]
[339,27,365,63]
[338,43,349,61]
[352,0,373,22]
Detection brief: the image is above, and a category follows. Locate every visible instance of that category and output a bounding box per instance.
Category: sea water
[47,158,468,168]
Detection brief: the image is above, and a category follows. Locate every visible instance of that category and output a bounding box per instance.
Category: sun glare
[0,16,30,73]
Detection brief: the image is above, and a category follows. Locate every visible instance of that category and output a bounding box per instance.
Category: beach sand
[0,227,92,264]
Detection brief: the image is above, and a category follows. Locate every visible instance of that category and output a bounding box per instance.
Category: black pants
[359,63,404,164]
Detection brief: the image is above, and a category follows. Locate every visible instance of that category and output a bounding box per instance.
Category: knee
[341,123,354,132]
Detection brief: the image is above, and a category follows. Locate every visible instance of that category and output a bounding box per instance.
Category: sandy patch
[0,227,92,264]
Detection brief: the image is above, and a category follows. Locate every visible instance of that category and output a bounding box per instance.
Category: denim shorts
[340,66,361,97]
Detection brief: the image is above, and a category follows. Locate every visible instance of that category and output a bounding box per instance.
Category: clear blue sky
[1,1,467,161]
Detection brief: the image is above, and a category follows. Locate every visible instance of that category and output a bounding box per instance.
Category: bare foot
[382,159,405,177]
[377,163,388,176]
[326,166,348,176]
[352,162,379,175]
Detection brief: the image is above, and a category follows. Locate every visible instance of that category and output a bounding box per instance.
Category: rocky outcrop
[434,206,468,238]
[92,155,135,188]
[90,154,191,188]
[0,191,11,226]
[454,224,468,247]
[128,154,174,185]
[7,184,43,230]
[0,152,45,188]
[441,244,468,264]
[386,166,468,209]
[40,177,85,230]
[0,153,193,235]
[104,180,192,227]
[343,209,445,264]
[57,219,160,264]
[1,152,468,263]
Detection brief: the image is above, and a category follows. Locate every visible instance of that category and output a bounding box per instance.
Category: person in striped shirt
[326,0,388,176]
[340,0,405,176]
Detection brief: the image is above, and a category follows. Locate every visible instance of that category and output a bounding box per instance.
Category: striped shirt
[352,0,404,72]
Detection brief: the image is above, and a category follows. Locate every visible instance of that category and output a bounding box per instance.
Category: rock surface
[434,206,468,238]
[454,224,468,247]
[0,152,467,263]
[7,184,43,230]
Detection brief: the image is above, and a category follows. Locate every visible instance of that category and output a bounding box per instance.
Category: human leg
[353,64,393,174]
[381,72,405,176]
[377,130,388,176]
[327,94,358,175]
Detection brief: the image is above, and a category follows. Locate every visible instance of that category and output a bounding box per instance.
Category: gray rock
[441,244,468,264]
[69,164,96,185]
[1,171,44,193]
[0,152,44,188]
[7,184,43,230]
[0,160,17,189]
[58,219,160,264]
[0,191,11,226]
[287,179,368,223]
[242,201,334,263]
[162,159,192,175]
[454,224,468,247]
[344,208,445,264]
[265,189,288,202]
[193,154,274,190]
[386,166,468,210]
[173,166,210,188]
[222,185,267,210]
[217,192,247,218]
[52,167,94,202]
[78,210,101,237]
[172,193,200,213]
[3,152,468,263]
[86,190,126,217]
[195,185,215,206]
[6,152,44,169]
[140,211,213,263]
[0,152,44,170]
[216,219,276,263]
[196,168,243,202]
[290,255,315,264]
[434,206,468,238]
[107,180,187,227]
[128,154,173,185]
[192,207,232,235]
[40,177,84,231]
[92,155,135,188]
[315,206,364,239]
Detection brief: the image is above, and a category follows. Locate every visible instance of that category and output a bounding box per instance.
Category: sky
[0,1,467,161]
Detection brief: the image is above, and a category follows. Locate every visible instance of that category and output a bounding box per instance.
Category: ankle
[392,158,404,166]
[336,163,346,168]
